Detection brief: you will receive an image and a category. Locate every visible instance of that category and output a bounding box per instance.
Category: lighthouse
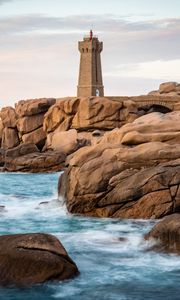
[77,30,104,97]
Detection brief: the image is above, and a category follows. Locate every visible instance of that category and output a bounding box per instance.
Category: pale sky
[0,0,180,108]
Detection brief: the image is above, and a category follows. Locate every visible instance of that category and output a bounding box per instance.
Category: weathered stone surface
[17,113,44,134]
[0,149,5,166]
[0,107,17,128]
[0,233,79,285]
[0,118,3,142]
[72,97,122,130]
[44,98,80,133]
[101,111,180,146]
[15,98,56,117]
[6,143,39,158]
[5,150,66,172]
[148,82,180,96]
[120,100,138,123]
[60,140,180,219]
[1,128,19,149]
[159,82,178,94]
[145,214,180,253]
[45,129,85,154]
[22,127,46,149]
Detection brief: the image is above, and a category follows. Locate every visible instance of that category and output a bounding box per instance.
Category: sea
[0,172,180,300]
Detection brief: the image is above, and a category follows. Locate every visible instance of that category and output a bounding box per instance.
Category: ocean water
[0,173,180,300]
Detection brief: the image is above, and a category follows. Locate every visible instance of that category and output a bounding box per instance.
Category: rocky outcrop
[5,143,39,158]
[0,149,5,167]
[145,214,180,253]
[59,111,180,219]
[4,149,66,172]
[15,98,56,117]
[0,233,79,285]
[0,107,17,128]
[0,118,3,144]
[43,97,138,134]
[149,82,180,96]
[102,111,180,146]
[1,127,19,150]
[44,129,90,154]
[17,113,44,134]
[0,98,55,151]
[60,143,180,219]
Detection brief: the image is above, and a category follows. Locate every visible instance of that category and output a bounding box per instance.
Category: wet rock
[0,206,6,212]
[0,233,79,285]
[144,214,180,253]
[39,201,49,206]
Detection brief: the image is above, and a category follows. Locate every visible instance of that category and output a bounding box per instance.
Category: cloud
[0,13,180,106]
[0,0,13,5]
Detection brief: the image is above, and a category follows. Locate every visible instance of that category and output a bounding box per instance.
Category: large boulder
[45,129,88,154]
[148,82,180,96]
[0,233,79,285]
[59,140,180,219]
[102,111,180,146]
[44,97,80,133]
[5,150,66,172]
[0,107,17,128]
[15,98,56,117]
[1,128,19,150]
[0,118,3,144]
[145,214,180,253]
[17,113,44,134]
[159,82,179,94]
[71,97,122,130]
[5,143,39,158]
[22,127,46,149]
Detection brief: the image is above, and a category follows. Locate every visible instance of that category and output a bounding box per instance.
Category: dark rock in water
[0,205,6,212]
[39,201,49,206]
[0,233,79,285]
[144,214,180,253]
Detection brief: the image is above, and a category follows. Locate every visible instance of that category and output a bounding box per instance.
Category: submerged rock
[144,214,180,253]
[0,233,79,285]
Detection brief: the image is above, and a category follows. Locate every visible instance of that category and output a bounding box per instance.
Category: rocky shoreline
[1,83,180,286]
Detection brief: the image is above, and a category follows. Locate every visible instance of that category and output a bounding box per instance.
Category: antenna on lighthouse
[90,29,93,40]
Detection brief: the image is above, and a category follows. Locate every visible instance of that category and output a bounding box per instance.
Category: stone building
[77,30,104,97]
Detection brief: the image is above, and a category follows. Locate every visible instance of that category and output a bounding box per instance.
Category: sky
[0,0,180,108]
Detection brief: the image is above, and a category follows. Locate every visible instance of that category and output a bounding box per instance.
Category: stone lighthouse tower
[77,30,104,97]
